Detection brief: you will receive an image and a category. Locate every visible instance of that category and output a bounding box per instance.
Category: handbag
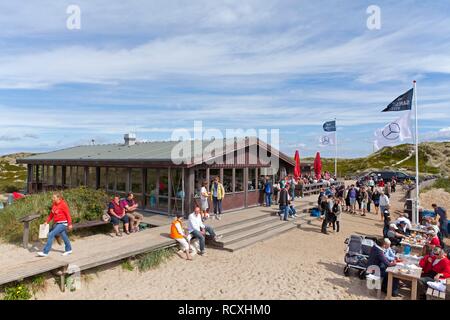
[102,213,111,222]
[39,224,49,239]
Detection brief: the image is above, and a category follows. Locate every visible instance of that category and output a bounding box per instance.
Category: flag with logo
[374,111,412,150]
[323,120,336,132]
[382,88,413,112]
[319,133,336,146]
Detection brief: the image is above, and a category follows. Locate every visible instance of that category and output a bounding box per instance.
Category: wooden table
[409,226,430,235]
[386,266,422,300]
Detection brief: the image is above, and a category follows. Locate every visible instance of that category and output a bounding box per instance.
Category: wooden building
[17,136,295,215]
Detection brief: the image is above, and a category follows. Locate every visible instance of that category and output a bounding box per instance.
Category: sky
[0,0,449,158]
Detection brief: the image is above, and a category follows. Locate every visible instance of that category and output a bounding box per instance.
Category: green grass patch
[2,283,32,300]
[121,259,135,271]
[136,247,177,272]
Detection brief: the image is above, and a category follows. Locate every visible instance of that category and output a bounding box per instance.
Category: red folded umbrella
[313,152,322,180]
[294,150,301,180]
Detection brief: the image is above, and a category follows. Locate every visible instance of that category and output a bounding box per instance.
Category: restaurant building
[17,135,296,215]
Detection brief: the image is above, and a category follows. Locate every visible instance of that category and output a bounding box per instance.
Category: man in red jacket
[418,247,450,299]
[37,192,73,257]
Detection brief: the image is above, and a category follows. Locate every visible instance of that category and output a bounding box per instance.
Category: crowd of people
[365,199,449,298]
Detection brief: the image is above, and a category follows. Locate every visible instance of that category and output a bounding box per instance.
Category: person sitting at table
[396,220,409,236]
[395,212,412,231]
[419,246,437,277]
[387,223,406,246]
[382,238,397,263]
[418,247,450,299]
[367,238,399,296]
[427,230,441,249]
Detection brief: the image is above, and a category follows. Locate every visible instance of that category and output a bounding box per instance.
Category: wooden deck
[0,194,318,288]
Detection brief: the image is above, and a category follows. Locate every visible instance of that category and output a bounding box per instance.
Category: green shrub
[3,283,32,300]
[0,187,110,243]
[121,259,135,271]
[137,247,177,272]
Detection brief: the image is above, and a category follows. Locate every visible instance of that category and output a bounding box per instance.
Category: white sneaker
[37,252,48,257]
[62,250,73,256]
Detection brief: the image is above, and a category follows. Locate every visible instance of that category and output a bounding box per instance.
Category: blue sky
[0,0,449,158]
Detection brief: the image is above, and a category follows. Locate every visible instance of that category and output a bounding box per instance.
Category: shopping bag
[39,224,49,239]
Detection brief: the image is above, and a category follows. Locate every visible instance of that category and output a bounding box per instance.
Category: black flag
[323,120,336,132]
[382,88,413,112]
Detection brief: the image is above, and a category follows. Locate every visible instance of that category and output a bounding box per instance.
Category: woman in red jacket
[37,192,73,257]
[419,248,450,298]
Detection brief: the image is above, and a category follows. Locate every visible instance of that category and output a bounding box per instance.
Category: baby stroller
[343,235,376,279]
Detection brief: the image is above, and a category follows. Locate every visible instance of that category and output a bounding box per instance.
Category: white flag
[374,111,412,150]
[319,133,335,146]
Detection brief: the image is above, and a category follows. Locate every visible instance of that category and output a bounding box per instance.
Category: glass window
[64,167,70,187]
[223,169,233,193]
[171,168,183,199]
[209,169,220,187]
[235,169,244,192]
[131,168,143,194]
[48,166,54,185]
[116,168,128,192]
[146,169,158,209]
[194,169,207,197]
[76,167,85,186]
[248,168,256,191]
[55,166,62,186]
[107,168,116,191]
[99,168,107,190]
[88,167,96,189]
[158,197,168,210]
[158,169,168,196]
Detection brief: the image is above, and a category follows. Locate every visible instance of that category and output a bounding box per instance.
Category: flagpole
[413,80,420,226]
[334,118,337,179]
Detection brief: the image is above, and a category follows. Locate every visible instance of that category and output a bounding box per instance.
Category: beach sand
[33,201,394,300]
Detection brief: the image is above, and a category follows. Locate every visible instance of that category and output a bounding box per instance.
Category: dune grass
[0,187,109,243]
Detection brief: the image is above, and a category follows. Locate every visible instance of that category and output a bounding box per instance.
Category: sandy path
[34,205,388,300]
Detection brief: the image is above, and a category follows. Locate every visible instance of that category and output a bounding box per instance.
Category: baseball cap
[389,223,398,230]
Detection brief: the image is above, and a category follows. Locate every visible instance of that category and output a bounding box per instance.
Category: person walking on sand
[379,191,390,221]
[170,213,192,260]
[37,192,73,257]
[210,176,225,220]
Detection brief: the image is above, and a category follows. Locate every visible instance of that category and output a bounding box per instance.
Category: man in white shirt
[395,212,412,231]
[188,206,221,255]
[379,192,390,220]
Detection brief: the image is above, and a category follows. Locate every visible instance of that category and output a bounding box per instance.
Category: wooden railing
[298,180,344,197]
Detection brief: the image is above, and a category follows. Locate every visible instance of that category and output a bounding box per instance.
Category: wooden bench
[426,279,449,300]
[19,213,109,249]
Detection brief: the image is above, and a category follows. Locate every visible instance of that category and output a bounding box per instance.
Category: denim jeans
[440,220,448,238]
[265,193,272,206]
[213,197,222,215]
[288,206,296,217]
[190,226,216,252]
[43,223,72,254]
[279,205,289,221]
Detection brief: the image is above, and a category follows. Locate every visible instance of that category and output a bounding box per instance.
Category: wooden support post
[23,221,30,249]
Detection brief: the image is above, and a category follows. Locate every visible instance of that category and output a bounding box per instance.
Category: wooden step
[214,213,274,232]
[215,218,299,247]
[223,222,299,252]
[216,215,279,237]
